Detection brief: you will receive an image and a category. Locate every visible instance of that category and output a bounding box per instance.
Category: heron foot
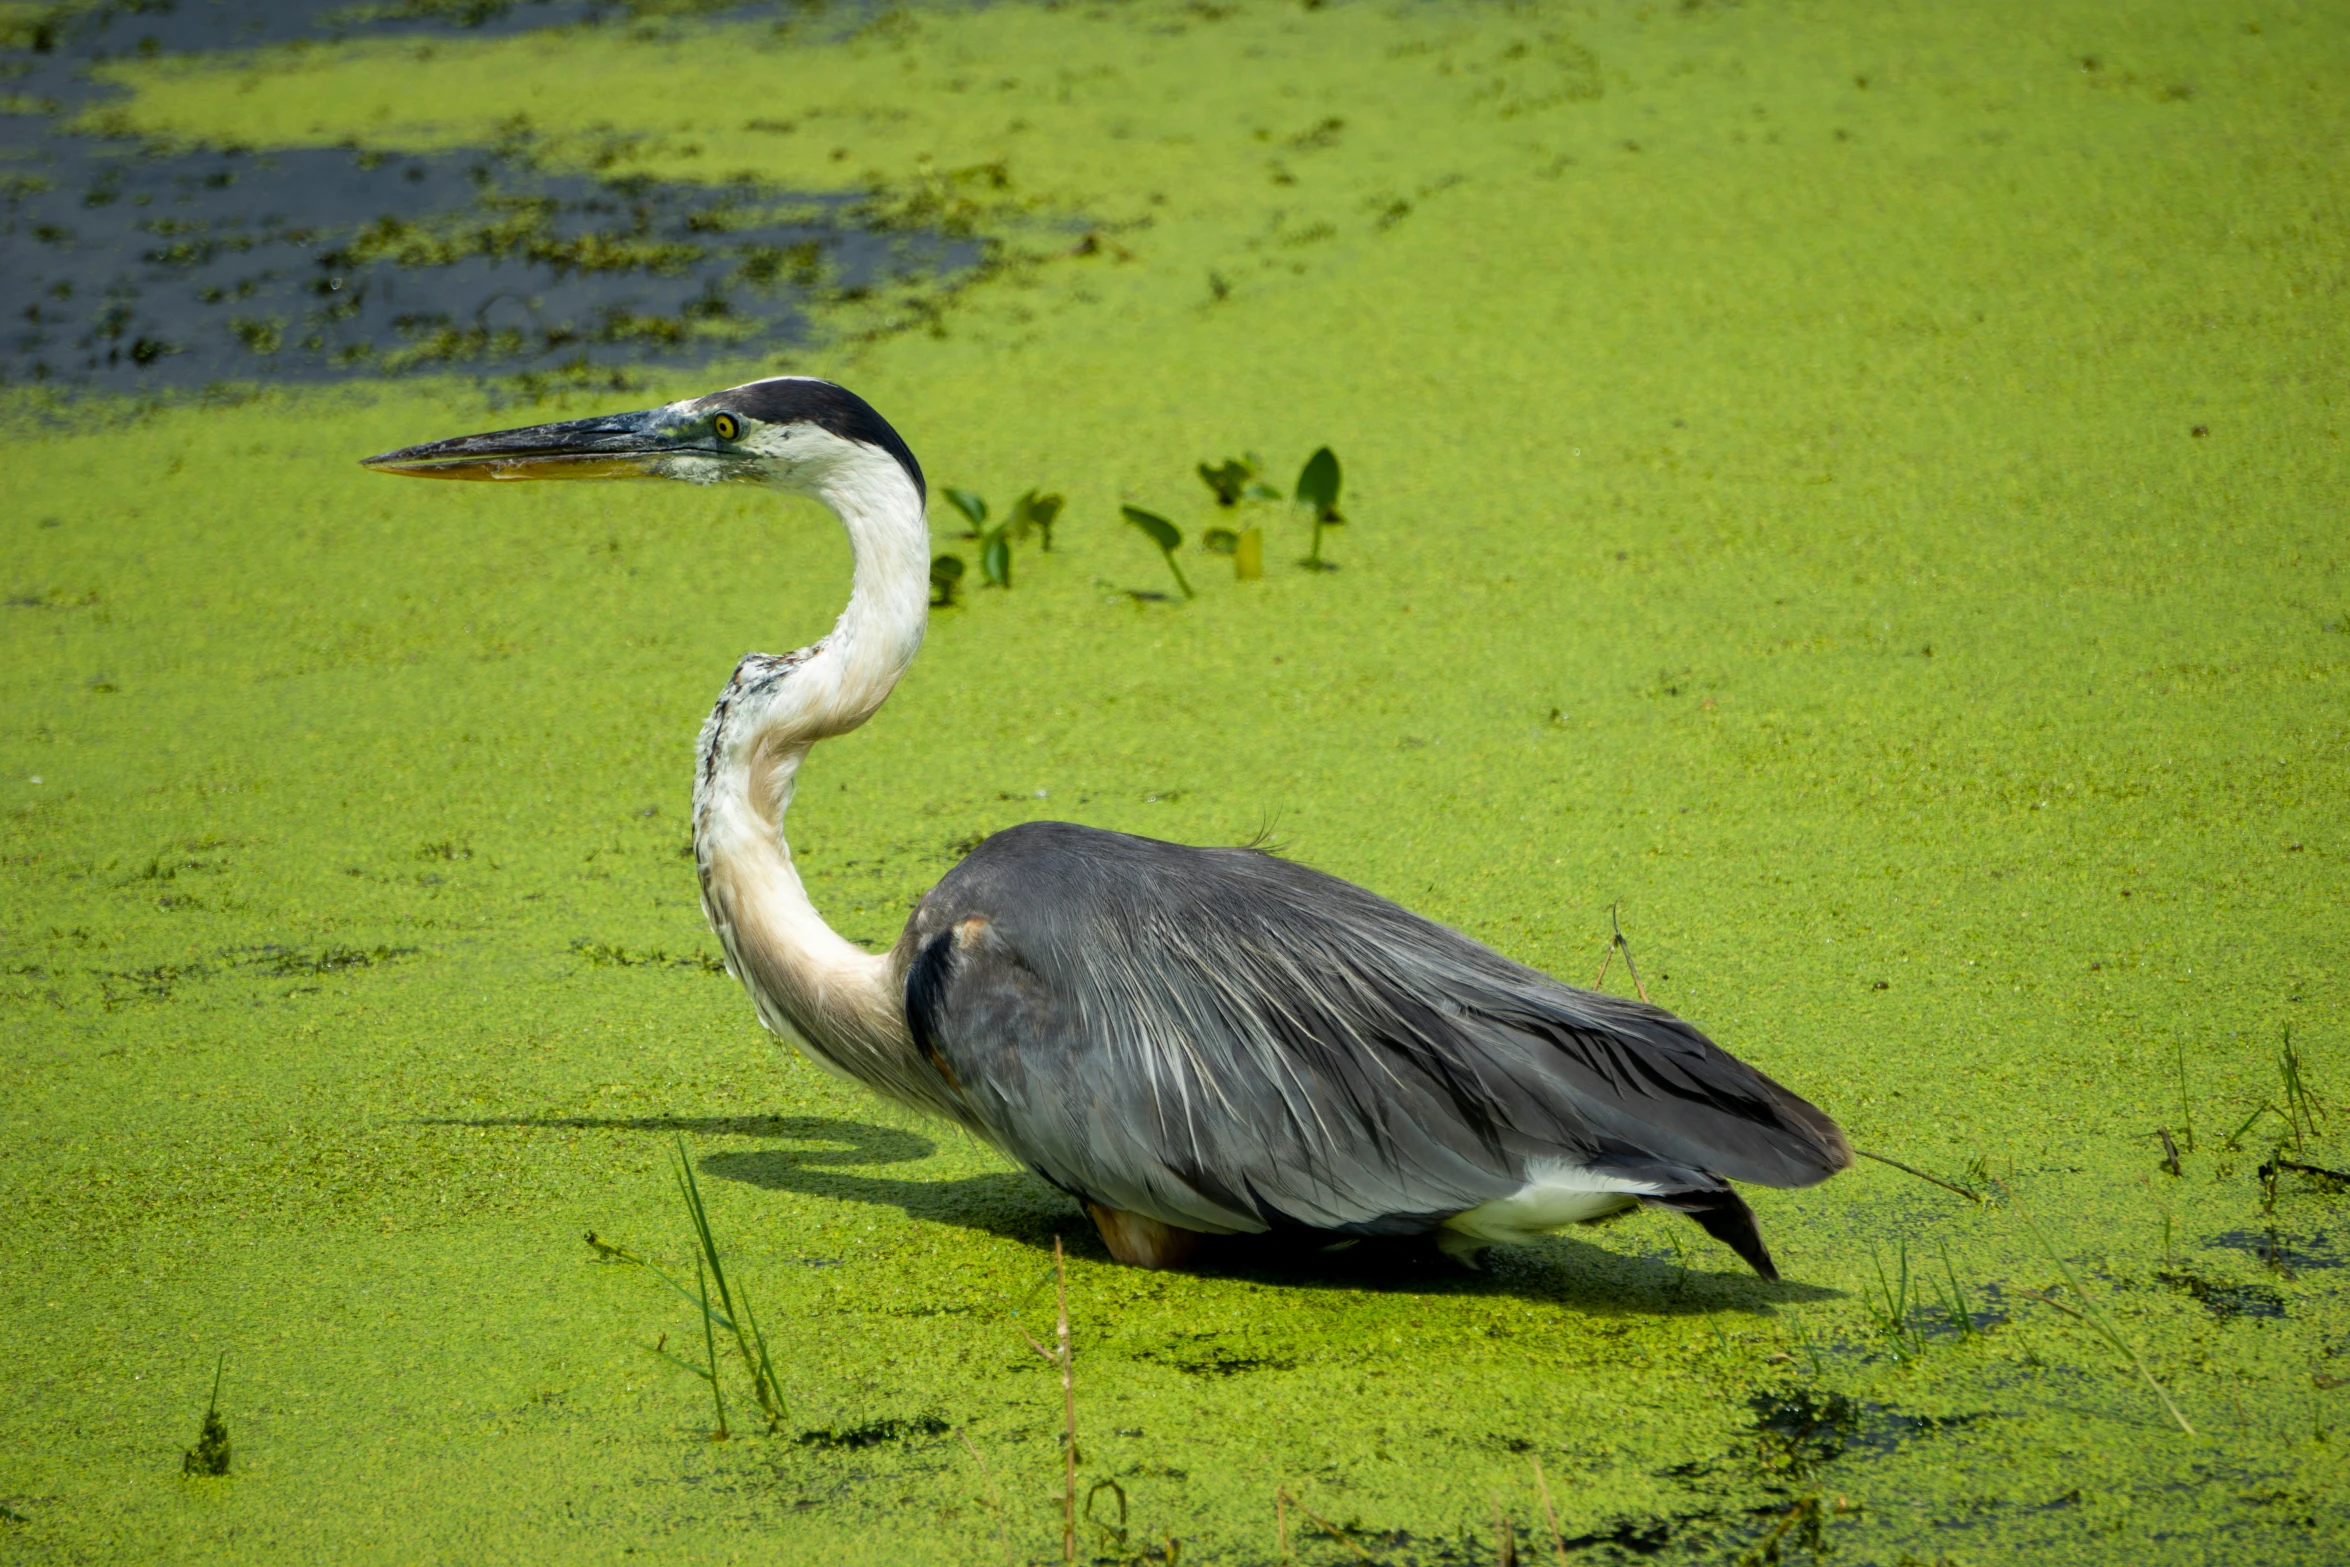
[1085,1204,1204,1269]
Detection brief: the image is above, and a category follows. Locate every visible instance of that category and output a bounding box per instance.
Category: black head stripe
[699,377,925,501]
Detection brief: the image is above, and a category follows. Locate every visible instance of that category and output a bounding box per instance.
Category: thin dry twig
[1021,1237,1080,1563]
[1278,1488,1372,1563]
[2011,1287,2083,1321]
[1055,1238,1076,1564]
[955,1428,1016,1567]
[1491,1498,1517,1567]
[1856,1148,1984,1203]
[1532,1457,1570,1567]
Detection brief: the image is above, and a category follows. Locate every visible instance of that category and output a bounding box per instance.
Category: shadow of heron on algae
[422,1112,1834,1315]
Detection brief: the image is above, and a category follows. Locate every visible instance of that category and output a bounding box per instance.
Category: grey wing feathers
[900,822,1850,1236]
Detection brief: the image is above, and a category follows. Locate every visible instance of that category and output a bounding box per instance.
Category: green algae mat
[5,0,2348,1559]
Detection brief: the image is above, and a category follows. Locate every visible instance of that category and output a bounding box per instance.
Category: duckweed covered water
[4,0,2347,1561]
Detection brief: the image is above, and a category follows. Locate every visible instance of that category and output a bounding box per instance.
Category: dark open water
[0,0,961,391]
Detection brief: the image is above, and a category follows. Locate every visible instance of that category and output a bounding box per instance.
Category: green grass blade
[674,1136,738,1324]
[2223,1103,2284,1151]
[1939,1239,1974,1338]
[652,1345,716,1382]
[698,1258,729,1440]
[736,1281,788,1432]
[2006,1192,2192,1434]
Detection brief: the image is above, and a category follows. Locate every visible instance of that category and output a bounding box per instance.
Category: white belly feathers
[1439,1158,1662,1252]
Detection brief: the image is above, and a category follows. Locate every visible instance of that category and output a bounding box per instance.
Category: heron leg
[1434,1229,1488,1270]
[1085,1204,1204,1269]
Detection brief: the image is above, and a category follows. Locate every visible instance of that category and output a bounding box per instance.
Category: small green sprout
[1009,489,1064,551]
[182,1355,230,1477]
[943,487,989,538]
[1866,1240,1922,1359]
[930,554,966,607]
[2281,1026,2323,1152]
[981,527,1012,589]
[1295,446,1343,570]
[1121,505,1194,599]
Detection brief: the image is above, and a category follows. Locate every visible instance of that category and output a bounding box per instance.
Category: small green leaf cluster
[1120,446,1345,599]
[1195,452,1283,507]
[932,486,1064,605]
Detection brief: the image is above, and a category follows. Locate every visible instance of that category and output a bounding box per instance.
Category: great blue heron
[364,377,1850,1278]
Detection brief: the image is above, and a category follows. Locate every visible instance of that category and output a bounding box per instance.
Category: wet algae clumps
[3,0,2349,1561]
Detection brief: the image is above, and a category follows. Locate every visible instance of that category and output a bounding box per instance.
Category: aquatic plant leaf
[1202,527,1239,555]
[1121,505,1182,554]
[1010,489,1064,549]
[929,553,966,607]
[1295,446,1341,516]
[944,488,989,533]
[1122,506,1193,599]
[981,528,1012,588]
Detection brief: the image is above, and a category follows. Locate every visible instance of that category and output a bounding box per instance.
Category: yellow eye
[712,413,741,441]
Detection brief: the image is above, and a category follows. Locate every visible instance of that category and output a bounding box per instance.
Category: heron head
[360,376,925,503]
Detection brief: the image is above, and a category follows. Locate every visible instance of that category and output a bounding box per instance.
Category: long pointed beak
[361,408,694,482]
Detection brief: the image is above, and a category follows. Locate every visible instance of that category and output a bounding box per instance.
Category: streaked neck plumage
[690,445,952,1112]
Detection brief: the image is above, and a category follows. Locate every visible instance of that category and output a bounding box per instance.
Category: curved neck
[691,452,951,1111]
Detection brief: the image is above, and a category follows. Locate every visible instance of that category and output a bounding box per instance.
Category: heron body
[365,377,1850,1279]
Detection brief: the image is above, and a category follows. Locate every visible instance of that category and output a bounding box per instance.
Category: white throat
[688,438,951,1111]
